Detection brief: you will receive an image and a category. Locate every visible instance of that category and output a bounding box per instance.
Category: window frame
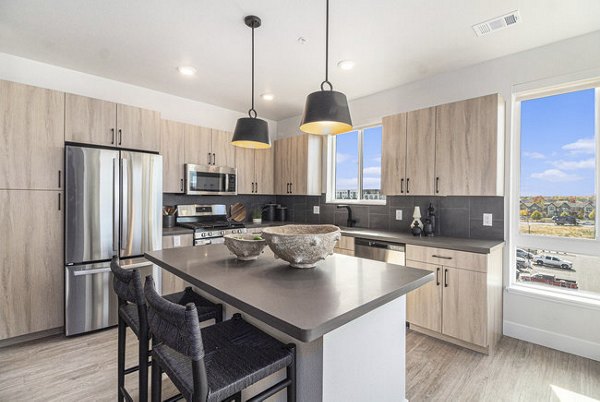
[510,78,600,301]
[326,123,386,205]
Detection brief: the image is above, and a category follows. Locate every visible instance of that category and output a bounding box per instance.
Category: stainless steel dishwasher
[354,238,406,266]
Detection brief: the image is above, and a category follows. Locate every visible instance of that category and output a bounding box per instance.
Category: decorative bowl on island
[261,224,342,268]
[223,233,267,261]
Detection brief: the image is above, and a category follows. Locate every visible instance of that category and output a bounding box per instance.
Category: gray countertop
[162,226,194,236]
[146,245,433,343]
[246,222,504,254]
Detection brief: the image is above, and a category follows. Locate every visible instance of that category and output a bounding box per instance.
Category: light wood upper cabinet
[116,104,160,152]
[211,129,236,168]
[406,107,436,195]
[0,80,64,191]
[160,120,186,193]
[235,146,274,195]
[274,134,321,195]
[0,189,63,340]
[161,234,193,295]
[184,125,212,165]
[406,259,442,333]
[435,94,504,196]
[381,113,407,195]
[65,93,116,146]
[254,147,274,194]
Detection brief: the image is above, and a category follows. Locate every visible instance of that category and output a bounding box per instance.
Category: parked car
[516,256,530,271]
[520,273,578,289]
[533,254,573,270]
[516,248,534,260]
[552,215,578,225]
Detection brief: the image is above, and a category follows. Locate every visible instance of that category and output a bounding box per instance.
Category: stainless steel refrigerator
[64,145,162,336]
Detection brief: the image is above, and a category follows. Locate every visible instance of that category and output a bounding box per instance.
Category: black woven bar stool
[110,257,223,402]
[144,276,297,402]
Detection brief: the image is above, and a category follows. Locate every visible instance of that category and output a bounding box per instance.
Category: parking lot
[517,250,600,295]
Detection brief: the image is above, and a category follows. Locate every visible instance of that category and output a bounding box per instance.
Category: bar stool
[144,276,297,402]
[110,257,223,402]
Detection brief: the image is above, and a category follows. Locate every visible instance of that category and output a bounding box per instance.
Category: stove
[176,204,247,246]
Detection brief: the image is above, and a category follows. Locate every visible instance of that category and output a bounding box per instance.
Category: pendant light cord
[321,0,333,91]
[249,22,257,118]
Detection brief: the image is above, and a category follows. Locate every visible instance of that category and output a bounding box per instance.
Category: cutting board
[230,203,247,222]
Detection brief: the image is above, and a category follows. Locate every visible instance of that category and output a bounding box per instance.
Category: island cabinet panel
[0,189,63,340]
[381,113,407,195]
[161,234,193,295]
[160,120,186,193]
[405,107,436,195]
[116,104,160,152]
[184,125,212,165]
[405,244,503,355]
[405,260,442,333]
[65,93,116,147]
[0,80,64,190]
[274,134,321,195]
[211,129,236,168]
[434,93,504,196]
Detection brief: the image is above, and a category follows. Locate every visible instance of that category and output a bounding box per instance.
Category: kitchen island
[146,245,432,402]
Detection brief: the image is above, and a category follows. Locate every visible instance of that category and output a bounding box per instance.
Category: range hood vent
[472,10,521,37]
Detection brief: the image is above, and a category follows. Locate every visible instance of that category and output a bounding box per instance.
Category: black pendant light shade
[300,89,352,135]
[232,15,271,149]
[300,0,352,135]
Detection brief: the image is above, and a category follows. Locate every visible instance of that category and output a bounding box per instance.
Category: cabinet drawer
[336,235,355,251]
[406,245,487,273]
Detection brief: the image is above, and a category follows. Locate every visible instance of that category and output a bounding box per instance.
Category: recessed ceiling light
[337,60,355,71]
[177,66,197,76]
[261,93,275,101]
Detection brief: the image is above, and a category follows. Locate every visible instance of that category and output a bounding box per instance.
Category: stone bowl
[261,225,342,269]
[223,233,267,261]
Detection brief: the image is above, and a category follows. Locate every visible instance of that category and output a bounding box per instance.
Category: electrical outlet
[173,235,181,247]
[313,206,320,214]
[395,210,403,220]
[483,213,493,226]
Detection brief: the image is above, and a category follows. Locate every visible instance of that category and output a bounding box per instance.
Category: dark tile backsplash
[163,193,504,240]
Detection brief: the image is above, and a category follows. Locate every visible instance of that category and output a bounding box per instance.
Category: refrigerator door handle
[120,158,128,253]
[113,158,119,253]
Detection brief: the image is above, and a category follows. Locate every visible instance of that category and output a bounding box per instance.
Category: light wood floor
[0,328,599,401]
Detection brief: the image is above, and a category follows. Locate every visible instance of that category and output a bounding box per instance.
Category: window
[329,125,384,202]
[514,82,600,298]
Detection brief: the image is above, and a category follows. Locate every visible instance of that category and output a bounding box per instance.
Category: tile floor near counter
[1,328,598,401]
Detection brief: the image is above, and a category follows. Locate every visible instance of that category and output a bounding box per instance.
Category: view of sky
[335,126,383,192]
[520,88,596,197]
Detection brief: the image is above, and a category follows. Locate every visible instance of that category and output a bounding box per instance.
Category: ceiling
[1,1,599,121]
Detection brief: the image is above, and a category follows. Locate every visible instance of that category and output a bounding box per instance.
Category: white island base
[224,296,407,402]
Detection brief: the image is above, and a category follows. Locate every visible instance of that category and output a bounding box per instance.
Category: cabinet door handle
[111,128,115,145]
[435,177,440,194]
[208,152,211,165]
[400,178,404,194]
[58,193,61,211]
[118,129,122,145]
[432,254,452,260]
[212,153,216,165]
[444,269,448,287]
[180,178,184,192]
[290,182,293,194]
[436,267,440,286]
[406,178,410,193]
[58,170,62,189]
[255,181,258,194]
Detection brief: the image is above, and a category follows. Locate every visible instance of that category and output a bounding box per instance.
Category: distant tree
[520,209,528,217]
[531,211,543,221]
[532,196,545,206]
[577,211,585,219]
[568,196,577,203]
[560,211,570,217]
[590,209,596,220]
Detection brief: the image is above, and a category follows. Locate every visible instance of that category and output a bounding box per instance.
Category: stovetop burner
[178,221,246,231]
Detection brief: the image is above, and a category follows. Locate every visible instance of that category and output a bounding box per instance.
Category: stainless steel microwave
[185,164,237,195]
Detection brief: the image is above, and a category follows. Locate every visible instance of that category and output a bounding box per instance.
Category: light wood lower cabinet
[334,235,355,256]
[160,234,193,295]
[406,244,503,354]
[0,190,63,340]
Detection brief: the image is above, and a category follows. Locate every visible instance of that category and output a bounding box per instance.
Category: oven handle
[73,267,112,276]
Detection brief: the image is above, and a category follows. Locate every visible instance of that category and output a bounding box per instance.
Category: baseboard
[503,320,600,361]
[0,327,63,349]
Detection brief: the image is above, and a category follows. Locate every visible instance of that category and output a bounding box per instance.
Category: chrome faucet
[336,205,357,227]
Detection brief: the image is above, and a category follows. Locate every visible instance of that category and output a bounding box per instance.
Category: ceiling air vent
[472,10,521,37]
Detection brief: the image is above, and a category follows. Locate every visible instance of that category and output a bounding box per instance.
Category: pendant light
[232,15,271,149]
[300,0,352,135]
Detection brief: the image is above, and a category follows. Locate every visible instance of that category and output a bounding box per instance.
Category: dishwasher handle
[355,238,405,251]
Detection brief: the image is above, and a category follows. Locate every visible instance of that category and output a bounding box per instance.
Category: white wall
[0,52,277,134]
[278,30,600,360]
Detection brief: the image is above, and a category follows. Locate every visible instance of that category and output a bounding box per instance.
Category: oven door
[185,164,236,195]
[194,237,225,246]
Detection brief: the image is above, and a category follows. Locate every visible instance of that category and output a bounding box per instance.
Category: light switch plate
[173,236,181,247]
[313,206,320,214]
[395,210,403,220]
[483,213,493,226]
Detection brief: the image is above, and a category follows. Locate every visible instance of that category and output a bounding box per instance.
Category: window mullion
[358,129,364,201]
